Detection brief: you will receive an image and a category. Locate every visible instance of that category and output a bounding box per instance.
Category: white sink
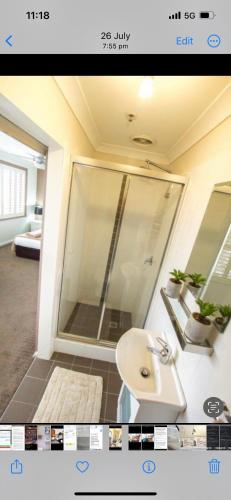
[116,328,186,422]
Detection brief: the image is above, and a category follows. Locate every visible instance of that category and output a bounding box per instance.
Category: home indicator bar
[74,493,157,496]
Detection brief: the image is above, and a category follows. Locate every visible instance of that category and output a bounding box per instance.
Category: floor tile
[109,362,118,373]
[27,358,53,379]
[108,372,122,394]
[90,368,109,392]
[73,356,93,368]
[51,362,73,374]
[91,359,110,371]
[13,376,46,405]
[105,394,118,421]
[64,302,131,343]
[71,364,90,375]
[100,392,107,420]
[0,401,36,423]
[54,352,75,364]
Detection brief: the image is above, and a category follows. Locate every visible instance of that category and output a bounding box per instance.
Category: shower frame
[57,156,186,348]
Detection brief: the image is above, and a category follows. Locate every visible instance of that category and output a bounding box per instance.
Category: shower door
[58,162,183,345]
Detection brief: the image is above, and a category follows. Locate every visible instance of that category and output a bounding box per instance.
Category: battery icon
[200,11,216,19]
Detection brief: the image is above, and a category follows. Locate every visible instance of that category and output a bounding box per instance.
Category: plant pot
[166,278,182,299]
[185,313,212,344]
[214,316,230,333]
[187,282,201,298]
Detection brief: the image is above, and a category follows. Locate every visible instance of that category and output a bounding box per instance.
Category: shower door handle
[144,256,153,265]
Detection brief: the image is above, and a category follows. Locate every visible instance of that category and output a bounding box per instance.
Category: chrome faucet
[147,337,172,365]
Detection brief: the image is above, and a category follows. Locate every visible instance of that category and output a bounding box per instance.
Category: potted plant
[166,269,187,299]
[187,273,206,297]
[185,299,217,344]
[215,304,231,331]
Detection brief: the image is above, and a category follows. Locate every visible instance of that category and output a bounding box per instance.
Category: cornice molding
[54,77,231,166]
[167,83,231,162]
[54,76,100,149]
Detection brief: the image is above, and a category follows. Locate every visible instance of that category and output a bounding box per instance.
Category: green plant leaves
[188,273,206,286]
[217,304,231,318]
[196,298,217,317]
[169,269,187,282]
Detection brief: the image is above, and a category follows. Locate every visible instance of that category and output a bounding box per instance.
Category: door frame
[56,156,186,349]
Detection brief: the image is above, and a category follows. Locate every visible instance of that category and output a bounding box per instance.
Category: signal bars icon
[169,11,181,20]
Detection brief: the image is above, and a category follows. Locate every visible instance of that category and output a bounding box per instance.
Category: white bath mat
[32,367,103,423]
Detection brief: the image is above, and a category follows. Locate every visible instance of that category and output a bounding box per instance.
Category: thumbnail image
[220,425,231,450]
[154,426,167,450]
[109,426,122,450]
[167,426,181,450]
[142,426,155,450]
[207,425,220,450]
[51,426,64,450]
[90,425,103,450]
[77,425,90,450]
[129,426,142,450]
[0,426,12,449]
[37,426,51,451]
[179,425,207,449]
[25,425,37,450]
[11,426,25,451]
[64,425,77,451]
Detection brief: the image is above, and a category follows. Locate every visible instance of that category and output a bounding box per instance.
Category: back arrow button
[5,35,13,47]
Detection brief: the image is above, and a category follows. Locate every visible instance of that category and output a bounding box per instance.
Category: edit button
[176,36,194,46]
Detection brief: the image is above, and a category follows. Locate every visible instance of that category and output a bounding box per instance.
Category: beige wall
[0,77,95,158]
[0,76,96,358]
[146,116,231,422]
[36,169,46,206]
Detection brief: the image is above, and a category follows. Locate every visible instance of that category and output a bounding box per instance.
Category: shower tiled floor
[0,353,122,423]
[65,303,132,343]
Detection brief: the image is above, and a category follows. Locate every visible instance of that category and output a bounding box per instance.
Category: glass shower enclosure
[58,160,184,346]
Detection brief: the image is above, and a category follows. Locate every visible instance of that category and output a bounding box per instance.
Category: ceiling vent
[131,135,154,146]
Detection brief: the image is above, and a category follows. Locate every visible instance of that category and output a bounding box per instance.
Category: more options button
[176,36,194,46]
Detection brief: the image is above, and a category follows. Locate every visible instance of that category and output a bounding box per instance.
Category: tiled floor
[0,353,122,423]
[65,303,132,343]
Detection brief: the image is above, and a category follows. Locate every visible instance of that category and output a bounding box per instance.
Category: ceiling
[55,76,231,164]
[0,131,46,168]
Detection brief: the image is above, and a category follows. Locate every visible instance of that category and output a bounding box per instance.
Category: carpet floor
[0,244,39,417]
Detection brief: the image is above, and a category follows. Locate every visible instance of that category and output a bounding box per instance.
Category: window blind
[213,224,231,281]
[0,162,26,219]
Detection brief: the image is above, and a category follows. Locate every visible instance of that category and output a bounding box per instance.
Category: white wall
[0,151,37,246]
[146,116,231,422]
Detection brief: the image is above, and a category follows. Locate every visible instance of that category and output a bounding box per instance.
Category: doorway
[0,115,47,417]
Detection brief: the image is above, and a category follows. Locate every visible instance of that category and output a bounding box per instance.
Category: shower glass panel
[58,162,183,345]
[100,176,183,342]
[58,165,125,339]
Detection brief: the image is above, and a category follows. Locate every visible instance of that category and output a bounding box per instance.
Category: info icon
[203,397,224,418]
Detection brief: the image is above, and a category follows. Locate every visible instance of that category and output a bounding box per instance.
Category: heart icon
[76,461,90,473]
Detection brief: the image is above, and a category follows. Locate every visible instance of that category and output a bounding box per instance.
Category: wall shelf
[160,288,214,356]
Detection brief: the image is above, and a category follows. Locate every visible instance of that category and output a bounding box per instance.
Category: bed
[13,229,42,261]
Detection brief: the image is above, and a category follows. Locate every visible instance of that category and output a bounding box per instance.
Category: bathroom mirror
[186,182,231,332]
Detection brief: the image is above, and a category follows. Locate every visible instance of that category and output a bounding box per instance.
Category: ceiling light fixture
[139,76,154,99]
